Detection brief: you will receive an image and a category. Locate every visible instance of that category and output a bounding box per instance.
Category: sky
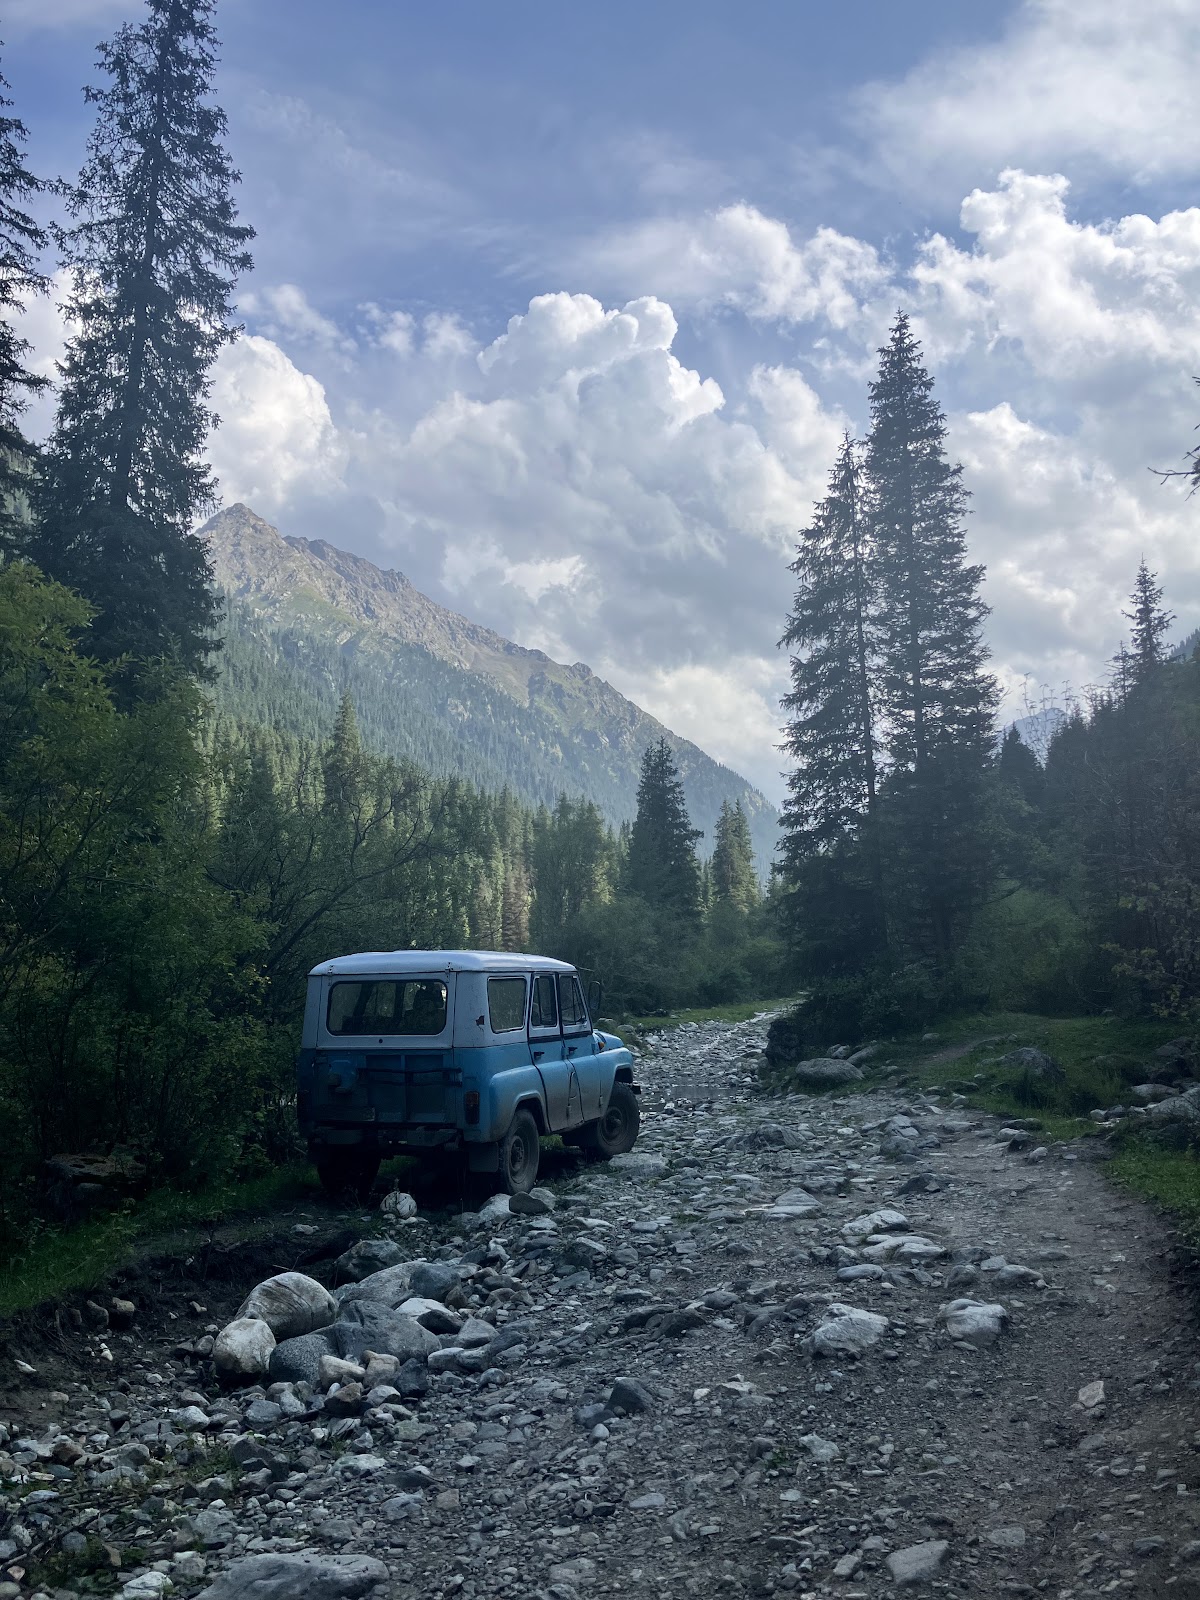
[8,0,1200,804]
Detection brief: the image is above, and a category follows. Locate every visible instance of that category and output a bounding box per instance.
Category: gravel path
[3,1014,1199,1600]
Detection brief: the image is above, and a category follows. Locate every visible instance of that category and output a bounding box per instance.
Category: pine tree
[711,800,759,915]
[779,434,878,855]
[868,312,996,771]
[866,312,999,958]
[625,738,702,919]
[0,53,49,539]
[997,726,1044,810]
[1123,559,1173,683]
[27,0,253,673]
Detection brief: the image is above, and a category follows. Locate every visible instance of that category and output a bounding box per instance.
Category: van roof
[308,949,576,978]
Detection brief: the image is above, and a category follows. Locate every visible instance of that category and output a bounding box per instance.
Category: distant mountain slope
[202,505,778,869]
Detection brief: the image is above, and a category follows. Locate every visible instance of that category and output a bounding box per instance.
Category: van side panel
[456,1044,545,1142]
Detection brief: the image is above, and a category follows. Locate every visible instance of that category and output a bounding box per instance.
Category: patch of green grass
[1110,1142,1200,1244]
[627,996,800,1033]
[881,1010,1181,1124]
[0,1162,321,1317]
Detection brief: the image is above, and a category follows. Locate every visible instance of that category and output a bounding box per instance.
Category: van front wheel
[499,1109,540,1195]
[582,1083,640,1159]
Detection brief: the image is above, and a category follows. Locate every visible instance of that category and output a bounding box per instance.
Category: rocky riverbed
[2,1015,1200,1600]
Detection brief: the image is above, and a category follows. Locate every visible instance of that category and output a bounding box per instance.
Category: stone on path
[236,1273,336,1340]
[379,1189,417,1219]
[938,1297,1008,1347]
[886,1540,949,1585]
[987,1526,1026,1549]
[1078,1379,1106,1409]
[807,1303,889,1357]
[786,1057,864,1088]
[213,1317,275,1381]
[195,1553,388,1600]
[842,1208,908,1239]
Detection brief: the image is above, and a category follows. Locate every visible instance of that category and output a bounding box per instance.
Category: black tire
[583,1082,640,1159]
[499,1108,540,1195]
[317,1152,381,1203]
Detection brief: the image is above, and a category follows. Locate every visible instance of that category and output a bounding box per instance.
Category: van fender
[597,1046,637,1113]
[480,1065,549,1143]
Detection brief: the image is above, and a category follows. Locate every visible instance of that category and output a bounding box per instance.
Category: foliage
[24,0,253,676]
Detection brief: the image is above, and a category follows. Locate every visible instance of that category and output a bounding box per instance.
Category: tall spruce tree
[779,434,878,854]
[1123,559,1173,683]
[866,312,998,958]
[711,799,759,915]
[868,313,996,771]
[28,0,253,673]
[0,53,49,538]
[625,737,702,920]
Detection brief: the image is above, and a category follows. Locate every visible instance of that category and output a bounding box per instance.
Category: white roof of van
[308,949,575,977]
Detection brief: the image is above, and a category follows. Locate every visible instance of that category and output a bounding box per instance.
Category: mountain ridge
[202,504,778,869]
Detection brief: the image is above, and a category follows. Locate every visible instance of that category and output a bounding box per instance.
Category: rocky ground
[2,1015,1200,1600]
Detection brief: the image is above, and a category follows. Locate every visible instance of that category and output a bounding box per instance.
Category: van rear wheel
[582,1082,640,1159]
[316,1152,380,1203]
[499,1109,540,1195]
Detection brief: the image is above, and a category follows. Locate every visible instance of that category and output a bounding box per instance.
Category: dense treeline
[777,316,1200,1051]
[0,564,777,1204]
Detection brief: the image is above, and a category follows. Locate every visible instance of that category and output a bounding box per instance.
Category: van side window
[530,974,558,1030]
[487,976,527,1033]
[557,974,588,1032]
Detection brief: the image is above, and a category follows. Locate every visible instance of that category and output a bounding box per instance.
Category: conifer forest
[2,0,1200,1235]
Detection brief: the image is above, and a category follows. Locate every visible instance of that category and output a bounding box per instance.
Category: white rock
[213,1318,275,1381]
[380,1190,418,1219]
[608,1152,668,1177]
[799,1432,841,1462]
[122,1575,174,1600]
[169,1405,211,1430]
[807,1303,889,1357]
[236,1273,337,1340]
[1078,1379,1105,1409]
[938,1297,1008,1348]
[396,1296,463,1334]
[318,1355,365,1390]
[987,1526,1026,1549]
[478,1194,511,1224]
[841,1208,908,1239]
[456,1316,496,1349]
[887,1540,949,1585]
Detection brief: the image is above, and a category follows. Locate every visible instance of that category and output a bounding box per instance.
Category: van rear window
[327,979,447,1036]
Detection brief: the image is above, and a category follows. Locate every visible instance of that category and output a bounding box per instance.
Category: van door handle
[567,1046,578,1056]
[532,1050,544,1061]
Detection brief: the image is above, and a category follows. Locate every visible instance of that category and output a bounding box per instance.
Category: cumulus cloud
[578,204,887,330]
[191,173,1200,797]
[208,335,346,509]
[858,0,1200,195]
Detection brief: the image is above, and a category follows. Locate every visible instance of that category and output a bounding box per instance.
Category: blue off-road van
[298,950,640,1197]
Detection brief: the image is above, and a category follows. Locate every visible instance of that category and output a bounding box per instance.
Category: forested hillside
[204,504,778,871]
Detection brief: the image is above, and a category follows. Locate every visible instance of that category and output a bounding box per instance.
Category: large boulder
[332,1301,439,1362]
[334,1239,405,1283]
[269,1330,338,1386]
[939,1297,1008,1347]
[195,1552,388,1600]
[213,1317,276,1382]
[408,1261,461,1303]
[1146,1090,1200,1124]
[785,1058,864,1089]
[997,1046,1062,1078]
[335,1262,414,1309]
[236,1273,336,1341]
[806,1303,888,1357]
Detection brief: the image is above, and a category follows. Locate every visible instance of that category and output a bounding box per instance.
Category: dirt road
[2,1015,1199,1600]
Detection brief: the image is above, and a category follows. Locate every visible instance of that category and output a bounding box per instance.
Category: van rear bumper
[308,1122,464,1154]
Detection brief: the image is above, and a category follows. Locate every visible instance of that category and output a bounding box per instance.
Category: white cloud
[580,204,887,329]
[239,285,353,353]
[208,335,346,508]
[859,0,1200,195]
